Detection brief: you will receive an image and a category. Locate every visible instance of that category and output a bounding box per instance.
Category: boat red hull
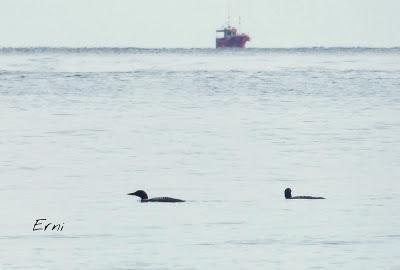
[216,35,249,48]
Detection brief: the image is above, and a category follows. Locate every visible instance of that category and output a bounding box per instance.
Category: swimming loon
[127,190,185,203]
[284,188,325,199]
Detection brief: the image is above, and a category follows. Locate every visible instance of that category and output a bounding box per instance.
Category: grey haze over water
[0,48,399,269]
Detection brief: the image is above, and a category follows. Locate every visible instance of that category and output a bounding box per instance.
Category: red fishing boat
[216,26,250,48]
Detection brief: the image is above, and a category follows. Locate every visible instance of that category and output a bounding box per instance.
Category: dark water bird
[127,190,185,203]
[284,188,325,199]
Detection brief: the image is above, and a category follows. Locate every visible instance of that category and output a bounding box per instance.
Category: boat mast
[227,0,231,27]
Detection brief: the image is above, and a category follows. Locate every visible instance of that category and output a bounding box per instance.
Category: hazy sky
[0,0,399,48]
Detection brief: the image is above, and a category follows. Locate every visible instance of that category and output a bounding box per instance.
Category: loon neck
[284,188,292,199]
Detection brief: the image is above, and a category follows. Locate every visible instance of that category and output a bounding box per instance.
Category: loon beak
[127,193,135,195]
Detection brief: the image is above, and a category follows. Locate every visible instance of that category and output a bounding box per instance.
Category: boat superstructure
[216,25,250,48]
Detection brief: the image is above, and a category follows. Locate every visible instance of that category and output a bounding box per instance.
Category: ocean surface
[0,48,399,270]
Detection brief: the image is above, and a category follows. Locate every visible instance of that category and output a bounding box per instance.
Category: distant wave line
[1,47,400,54]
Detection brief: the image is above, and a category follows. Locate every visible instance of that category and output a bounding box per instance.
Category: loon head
[128,190,148,200]
[284,188,292,199]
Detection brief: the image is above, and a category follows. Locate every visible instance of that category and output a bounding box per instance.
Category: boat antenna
[227,0,231,27]
[239,16,241,31]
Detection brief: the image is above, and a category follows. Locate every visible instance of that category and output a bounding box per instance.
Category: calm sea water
[1,48,399,270]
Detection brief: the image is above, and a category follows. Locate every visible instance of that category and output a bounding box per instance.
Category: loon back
[128,190,185,203]
[144,197,185,203]
[290,195,325,199]
[284,187,325,200]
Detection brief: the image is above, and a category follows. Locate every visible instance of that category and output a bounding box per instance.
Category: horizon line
[1,46,399,50]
